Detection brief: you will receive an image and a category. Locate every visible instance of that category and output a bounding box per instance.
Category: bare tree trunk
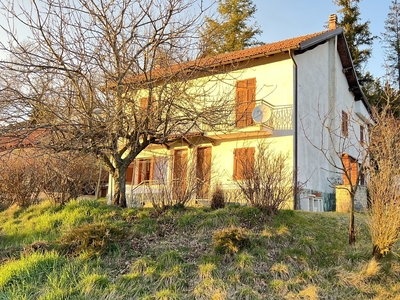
[349,206,356,245]
[95,165,102,200]
[349,199,356,245]
[112,169,127,208]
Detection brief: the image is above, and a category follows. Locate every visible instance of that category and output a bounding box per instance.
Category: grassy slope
[0,199,399,299]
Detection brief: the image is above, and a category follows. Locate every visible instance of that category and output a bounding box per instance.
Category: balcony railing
[198,99,293,133]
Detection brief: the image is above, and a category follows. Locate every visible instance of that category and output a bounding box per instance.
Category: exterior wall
[107,54,296,207]
[295,37,369,211]
[107,36,370,211]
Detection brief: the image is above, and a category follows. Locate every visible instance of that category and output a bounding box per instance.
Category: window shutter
[235,78,256,128]
[126,164,134,184]
[233,147,255,180]
[342,111,349,137]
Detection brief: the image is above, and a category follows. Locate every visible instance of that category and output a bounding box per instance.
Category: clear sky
[0,0,393,81]
[251,0,392,81]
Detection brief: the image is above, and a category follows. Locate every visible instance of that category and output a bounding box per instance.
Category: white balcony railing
[197,99,293,133]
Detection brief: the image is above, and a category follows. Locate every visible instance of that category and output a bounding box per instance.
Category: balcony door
[236,78,256,128]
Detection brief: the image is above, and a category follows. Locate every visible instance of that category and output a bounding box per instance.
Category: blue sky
[0,0,393,80]
[251,0,392,80]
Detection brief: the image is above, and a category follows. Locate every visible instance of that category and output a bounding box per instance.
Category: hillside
[0,199,399,299]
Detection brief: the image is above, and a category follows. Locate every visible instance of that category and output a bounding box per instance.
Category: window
[360,125,364,144]
[341,111,349,137]
[126,156,167,185]
[233,147,255,180]
[135,158,152,184]
[236,78,256,128]
[139,96,157,129]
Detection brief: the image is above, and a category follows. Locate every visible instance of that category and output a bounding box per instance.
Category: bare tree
[302,105,369,245]
[0,0,234,207]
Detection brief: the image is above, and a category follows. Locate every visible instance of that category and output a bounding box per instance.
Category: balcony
[199,99,293,140]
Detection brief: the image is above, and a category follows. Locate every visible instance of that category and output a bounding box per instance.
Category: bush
[58,223,126,258]
[213,226,250,254]
[0,152,42,207]
[211,185,225,210]
[233,141,295,214]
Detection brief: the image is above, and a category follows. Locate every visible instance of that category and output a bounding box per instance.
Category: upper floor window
[341,110,348,137]
[236,78,256,128]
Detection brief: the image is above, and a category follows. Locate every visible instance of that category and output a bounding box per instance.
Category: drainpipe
[288,49,299,210]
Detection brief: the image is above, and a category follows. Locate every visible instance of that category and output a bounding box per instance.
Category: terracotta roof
[199,30,331,64]
[116,29,337,86]
[116,27,368,107]
[0,128,49,151]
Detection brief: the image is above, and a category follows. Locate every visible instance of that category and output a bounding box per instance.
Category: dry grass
[0,200,400,299]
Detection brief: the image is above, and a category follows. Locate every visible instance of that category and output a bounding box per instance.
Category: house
[109,14,371,211]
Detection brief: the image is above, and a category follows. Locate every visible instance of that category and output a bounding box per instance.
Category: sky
[250,0,392,80]
[0,0,393,80]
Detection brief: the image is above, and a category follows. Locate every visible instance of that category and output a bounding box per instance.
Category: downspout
[288,49,299,210]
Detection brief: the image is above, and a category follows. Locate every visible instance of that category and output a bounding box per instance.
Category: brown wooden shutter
[233,147,255,180]
[126,164,134,184]
[196,147,212,199]
[342,154,358,185]
[360,125,364,144]
[140,97,148,109]
[236,78,256,128]
[173,149,188,199]
[342,111,349,137]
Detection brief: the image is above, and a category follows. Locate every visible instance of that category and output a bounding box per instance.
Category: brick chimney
[328,14,337,30]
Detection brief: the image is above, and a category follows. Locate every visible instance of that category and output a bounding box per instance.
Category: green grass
[0,199,400,299]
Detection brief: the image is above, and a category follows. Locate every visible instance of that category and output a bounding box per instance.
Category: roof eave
[298,28,343,51]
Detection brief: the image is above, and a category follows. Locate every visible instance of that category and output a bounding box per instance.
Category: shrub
[58,223,126,258]
[41,153,103,205]
[213,226,250,254]
[211,185,225,210]
[0,151,42,207]
[233,141,296,214]
[145,153,198,214]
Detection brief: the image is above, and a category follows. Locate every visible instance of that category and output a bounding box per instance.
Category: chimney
[328,14,337,30]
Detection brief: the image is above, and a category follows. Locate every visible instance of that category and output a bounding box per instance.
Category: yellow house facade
[107,15,371,211]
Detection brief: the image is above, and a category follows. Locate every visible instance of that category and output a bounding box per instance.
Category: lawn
[0,199,399,299]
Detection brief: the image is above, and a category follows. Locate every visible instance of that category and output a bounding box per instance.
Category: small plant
[211,184,225,210]
[213,226,250,254]
[23,241,51,256]
[58,223,126,257]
